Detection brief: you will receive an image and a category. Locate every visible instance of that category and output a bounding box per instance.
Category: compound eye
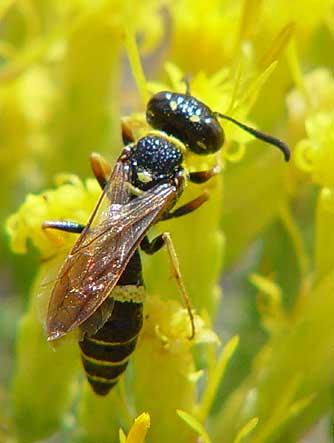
[188,118,225,155]
[146,92,167,127]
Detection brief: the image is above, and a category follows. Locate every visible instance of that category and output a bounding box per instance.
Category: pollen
[170,100,177,111]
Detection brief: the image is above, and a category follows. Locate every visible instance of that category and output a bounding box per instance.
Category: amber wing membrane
[46,157,177,341]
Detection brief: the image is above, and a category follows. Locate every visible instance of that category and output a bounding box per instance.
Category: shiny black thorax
[146,91,224,155]
[130,134,184,191]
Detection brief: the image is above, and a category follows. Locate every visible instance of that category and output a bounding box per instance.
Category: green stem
[124,28,149,105]
[279,203,310,278]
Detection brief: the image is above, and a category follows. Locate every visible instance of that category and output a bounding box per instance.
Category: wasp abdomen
[79,300,143,396]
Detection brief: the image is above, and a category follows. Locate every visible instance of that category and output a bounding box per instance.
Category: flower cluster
[2,1,334,442]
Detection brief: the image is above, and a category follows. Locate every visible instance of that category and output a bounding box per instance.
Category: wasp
[43,85,290,396]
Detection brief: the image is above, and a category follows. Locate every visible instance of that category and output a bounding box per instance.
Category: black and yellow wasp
[43,87,290,395]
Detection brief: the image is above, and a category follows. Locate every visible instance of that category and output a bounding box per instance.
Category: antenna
[215,112,290,162]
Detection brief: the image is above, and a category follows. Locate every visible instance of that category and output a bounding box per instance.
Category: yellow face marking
[170,100,177,111]
[196,141,207,151]
[190,115,200,123]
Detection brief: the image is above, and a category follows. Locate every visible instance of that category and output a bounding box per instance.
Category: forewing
[47,173,177,341]
[46,157,131,340]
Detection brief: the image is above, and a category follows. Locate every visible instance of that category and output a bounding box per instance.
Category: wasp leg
[161,192,209,221]
[140,235,165,254]
[90,152,112,190]
[188,165,220,184]
[121,119,136,145]
[42,220,85,233]
[141,233,195,339]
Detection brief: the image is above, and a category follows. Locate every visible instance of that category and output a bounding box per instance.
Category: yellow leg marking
[162,232,196,339]
[86,333,139,346]
[87,373,122,384]
[81,351,130,367]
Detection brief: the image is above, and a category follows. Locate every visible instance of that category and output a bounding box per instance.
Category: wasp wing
[46,158,177,341]
[38,160,130,333]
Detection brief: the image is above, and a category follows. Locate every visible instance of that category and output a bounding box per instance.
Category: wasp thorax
[146,91,225,155]
[131,135,183,188]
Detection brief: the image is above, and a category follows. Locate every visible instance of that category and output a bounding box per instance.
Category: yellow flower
[6,159,221,443]
[119,412,150,443]
[6,174,100,258]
